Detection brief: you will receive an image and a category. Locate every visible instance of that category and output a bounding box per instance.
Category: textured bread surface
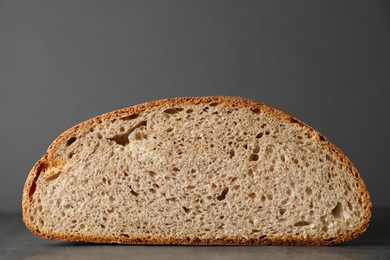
[22,96,371,245]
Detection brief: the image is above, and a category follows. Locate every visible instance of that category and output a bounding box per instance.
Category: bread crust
[22,96,371,245]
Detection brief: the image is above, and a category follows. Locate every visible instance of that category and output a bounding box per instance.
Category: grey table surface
[1,208,389,260]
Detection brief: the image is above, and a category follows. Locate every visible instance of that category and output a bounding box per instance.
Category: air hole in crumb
[294,221,310,227]
[164,108,182,114]
[280,154,285,162]
[261,195,266,202]
[119,127,125,132]
[248,193,256,199]
[148,171,157,177]
[267,194,273,200]
[265,130,270,135]
[182,206,191,213]
[279,208,286,215]
[173,167,180,172]
[166,127,173,132]
[249,154,259,161]
[331,202,343,218]
[319,134,326,141]
[229,149,235,158]
[121,234,130,238]
[210,102,219,107]
[134,132,143,140]
[68,152,75,159]
[46,173,61,181]
[108,133,129,146]
[108,121,147,146]
[109,196,115,203]
[101,224,106,229]
[97,133,103,139]
[121,114,139,120]
[217,187,229,200]
[290,117,302,125]
[256,132,264,138]
[253,145,260,153]
[186,109,193,113]
[166,197,177,202]
[129,186,139,196]
[251,108,261,114]
[149,188,156,194]
[66,137,77,147]
[305,187,312,195]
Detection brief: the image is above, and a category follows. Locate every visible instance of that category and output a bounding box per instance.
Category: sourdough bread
[22,96,371,245]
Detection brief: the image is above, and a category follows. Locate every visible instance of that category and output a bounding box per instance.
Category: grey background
[0,0,389,212]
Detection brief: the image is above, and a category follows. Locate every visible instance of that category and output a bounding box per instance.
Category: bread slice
[22,96,371,245]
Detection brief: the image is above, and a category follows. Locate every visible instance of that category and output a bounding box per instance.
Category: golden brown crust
[17,230,363,245]
[22,155,48,233]
[22,96,371,245]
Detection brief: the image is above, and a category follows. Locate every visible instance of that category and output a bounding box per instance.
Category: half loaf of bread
[22,96,371,245]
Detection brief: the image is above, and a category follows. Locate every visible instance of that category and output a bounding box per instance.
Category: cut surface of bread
[22,96,371,245]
